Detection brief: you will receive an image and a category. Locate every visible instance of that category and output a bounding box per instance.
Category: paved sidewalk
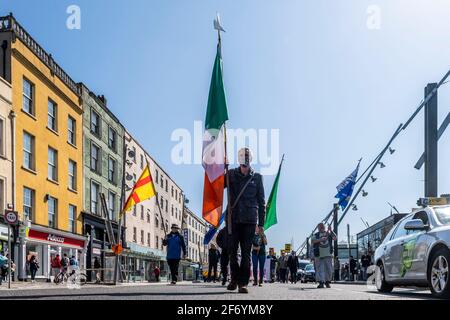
[0,280,184,291]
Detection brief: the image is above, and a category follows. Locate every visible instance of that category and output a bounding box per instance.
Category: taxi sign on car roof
[417,197,449,207]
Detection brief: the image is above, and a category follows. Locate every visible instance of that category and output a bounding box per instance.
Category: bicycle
[54,269,87,286]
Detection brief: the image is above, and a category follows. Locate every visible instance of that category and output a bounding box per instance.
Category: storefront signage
[47,234,65,243]
[27,229,85,248]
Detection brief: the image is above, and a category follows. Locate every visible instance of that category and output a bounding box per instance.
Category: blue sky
[5,0,450,250]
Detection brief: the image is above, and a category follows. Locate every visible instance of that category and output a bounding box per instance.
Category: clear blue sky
[5,0,450,251]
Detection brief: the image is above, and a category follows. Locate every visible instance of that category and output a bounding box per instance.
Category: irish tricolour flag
[202,43,229,227]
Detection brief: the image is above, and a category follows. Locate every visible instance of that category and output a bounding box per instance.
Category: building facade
[0,14,87,281]
[182,207,208,280]
[0,75,13,253]
[122,130,185,282]
[79,83,125,282]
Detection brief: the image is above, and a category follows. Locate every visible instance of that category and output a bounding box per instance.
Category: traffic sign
[4,210,18,225]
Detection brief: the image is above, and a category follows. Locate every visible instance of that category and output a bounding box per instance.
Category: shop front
[0,224,9,253]
[121,243,167,282]
[82,212,124,283]
[18,224,87,281]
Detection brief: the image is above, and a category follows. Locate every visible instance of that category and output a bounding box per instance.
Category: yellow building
[0,14,87,280]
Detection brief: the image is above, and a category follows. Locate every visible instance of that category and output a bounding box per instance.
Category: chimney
[98,95,107,106]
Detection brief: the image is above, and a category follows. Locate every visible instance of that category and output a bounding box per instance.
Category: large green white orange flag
[202,43,229,227]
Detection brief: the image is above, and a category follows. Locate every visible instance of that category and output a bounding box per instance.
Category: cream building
[184,207,208,265]
[122,130,184,281]
[0,75,13,251]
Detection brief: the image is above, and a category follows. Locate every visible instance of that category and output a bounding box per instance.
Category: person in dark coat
[216,227,229,286]
[207,244,220,282]
[349,256,357,281]
[287,251,299,284]
[163,224,187,285]
[225,148,266,294]
[29,255,39,283]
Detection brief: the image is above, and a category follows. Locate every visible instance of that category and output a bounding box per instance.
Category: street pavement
[0,281,436,300]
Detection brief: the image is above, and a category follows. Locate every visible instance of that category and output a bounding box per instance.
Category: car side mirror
[404,219,428,231]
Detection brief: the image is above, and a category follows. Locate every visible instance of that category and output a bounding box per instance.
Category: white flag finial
[214,13,225,33]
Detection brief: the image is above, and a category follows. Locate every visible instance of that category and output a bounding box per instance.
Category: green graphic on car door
[400,238,417,277]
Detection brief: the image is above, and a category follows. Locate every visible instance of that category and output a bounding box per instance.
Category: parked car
[374,203,450,298]
[300,263,316,283]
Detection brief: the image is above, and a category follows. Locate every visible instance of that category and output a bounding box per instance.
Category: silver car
[374,205,450,298]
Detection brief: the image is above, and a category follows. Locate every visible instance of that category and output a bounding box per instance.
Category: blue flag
[335,163,360,210]
[203,210,226,245]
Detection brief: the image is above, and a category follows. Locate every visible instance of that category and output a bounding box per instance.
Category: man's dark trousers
[208,263,218,282]
[167,259,180,282]
[229,223,255,287]
[220,249,229,282]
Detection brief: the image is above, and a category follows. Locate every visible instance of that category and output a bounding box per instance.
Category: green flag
[264,156,284,230]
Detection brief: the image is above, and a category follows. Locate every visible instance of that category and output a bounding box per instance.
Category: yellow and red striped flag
[122,165,156,214]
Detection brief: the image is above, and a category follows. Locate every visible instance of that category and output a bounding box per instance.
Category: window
[160,196,164,210]
[68,205,76,233]
[68,116,76,145]
[155,217,159,228]
[90,143,100,173]
[141,230,144,244]
[23,187,34,221]
[90,109,100,136]
[48,147,58,181]
[90,181,100,215]
[108,127,117,152]
[47,99,57,131]
[155,170,159,184]
[133,227,137,242]
[23,132,35,170]
[108,157,116,183]
[147,211,151,223]
[68,160,76,190]
[392,217,412,240]
[147,233,151,246]
[22,78,34,115]
[132,146,136,163]
[0,118,4,157]
[171,205,174,217]
[171,186,174,197]
[155,236,159,249]
[140,154,144,170]
[108,191,116,221]
[165,200,168,213]
[165,180,168,192]
[160,176,164,188]
[141,206,144,220]
[133,204,137,216]
[48,196,57,228]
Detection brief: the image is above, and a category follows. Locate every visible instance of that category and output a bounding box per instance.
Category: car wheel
[375,262,393,293]
[428,247,450,299]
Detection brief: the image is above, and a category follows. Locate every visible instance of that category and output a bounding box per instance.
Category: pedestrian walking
[153,266,160,282]
[349,256,357,281]
[278,250,288,283]
[51,254,62,282]
[0,251,7,285]
[61,253,70,274]
[94,257,102,283]
[251,227,267,287]
[216,227,229,286]
[225,148,266,294]
[361,253,370,281]
[163,224,187,285]
[334,256,340,282]
[29,255,39,283]
[207,244,220,282]
[267,248,277,283]
[287,251,299,284]
[312,223,337,288]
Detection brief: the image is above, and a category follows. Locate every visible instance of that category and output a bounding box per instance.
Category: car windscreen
[305,265,314,271]
[434,206,450,225]
[299,262,308,270]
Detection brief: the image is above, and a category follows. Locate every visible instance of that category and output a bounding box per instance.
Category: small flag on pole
[263,156,284,231]
[122,165,156,214]
[335,161,360,210]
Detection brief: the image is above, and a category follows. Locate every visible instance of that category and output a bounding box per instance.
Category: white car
[374,204,450,298]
